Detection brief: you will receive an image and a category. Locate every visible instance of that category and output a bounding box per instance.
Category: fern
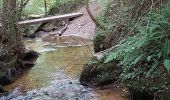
[164,59,170,71]
[105,2,170,92]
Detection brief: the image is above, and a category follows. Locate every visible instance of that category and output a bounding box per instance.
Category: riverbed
[1,36,127,100]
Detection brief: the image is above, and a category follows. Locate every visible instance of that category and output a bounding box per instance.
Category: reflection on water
[4,36,94,92]
[2,36,127,100]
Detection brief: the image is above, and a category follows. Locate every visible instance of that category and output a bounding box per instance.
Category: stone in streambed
[0,76,12,86]
[0,70,12,86]
[0,85,7,93]
[20,50,40,68]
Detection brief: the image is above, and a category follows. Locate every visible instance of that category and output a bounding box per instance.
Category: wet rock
[0,85,6,93]
[0,76,12,85]
[20,50,40,68]
[23,50,40,61]
[80,58,122,86]
[80,82,90,87]
[69,82,73,84]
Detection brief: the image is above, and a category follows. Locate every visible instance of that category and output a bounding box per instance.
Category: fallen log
[0,13,83,27]
[18,13,83,26]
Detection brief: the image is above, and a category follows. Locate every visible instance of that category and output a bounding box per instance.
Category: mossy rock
[94,30,117,53]
[93,33,106,52]
[79,58,122,86]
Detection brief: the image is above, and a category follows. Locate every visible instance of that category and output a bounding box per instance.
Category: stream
[1,36,126,100]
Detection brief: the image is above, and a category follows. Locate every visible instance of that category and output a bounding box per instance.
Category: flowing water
[1,36,126,100]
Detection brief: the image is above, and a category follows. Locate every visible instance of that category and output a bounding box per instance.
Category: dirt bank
[61,1,101,40]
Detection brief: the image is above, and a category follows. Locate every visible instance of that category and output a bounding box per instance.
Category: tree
[18,0,30,20]
[85,0,105,30]
[0,0,24,84]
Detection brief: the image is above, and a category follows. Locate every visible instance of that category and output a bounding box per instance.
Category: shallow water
[2,36,126,100]
[4,36,94,90]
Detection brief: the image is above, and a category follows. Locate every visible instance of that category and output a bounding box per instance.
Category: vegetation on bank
[22,0,85,16]
[0,0,85,18]
[81,0,170,99]
[105,2,170,92]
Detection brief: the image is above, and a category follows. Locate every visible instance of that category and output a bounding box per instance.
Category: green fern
[105,1,170,92]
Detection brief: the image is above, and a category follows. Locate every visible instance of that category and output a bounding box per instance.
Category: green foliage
[164,59,170,72]
[105,2,170,92]
[22,0,52,15]
[0,0,85,17]
[94,0,137,52]
[22,0,84,16]
[48,0,85,15]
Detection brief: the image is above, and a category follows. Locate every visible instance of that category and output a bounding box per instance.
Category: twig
[58,19,69,36]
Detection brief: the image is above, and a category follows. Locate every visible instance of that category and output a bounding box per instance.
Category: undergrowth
[94,0,168,53]
[22,0,85,16]
[48,0,85,15]
[105,1,170,93]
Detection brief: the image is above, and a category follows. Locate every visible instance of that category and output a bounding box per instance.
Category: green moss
[80,58,122,86]
[93,31,106,52]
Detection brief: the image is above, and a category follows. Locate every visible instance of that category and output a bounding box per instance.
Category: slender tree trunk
[44,0,48,15]
[85,0,105,30]
[0,0,24,80]
[18,0,30,20]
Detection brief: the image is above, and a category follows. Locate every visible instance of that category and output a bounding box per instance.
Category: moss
[93,32,106,52]
[79,58,122,86]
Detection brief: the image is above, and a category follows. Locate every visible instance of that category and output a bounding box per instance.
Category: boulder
[20,50,40,68]
[79,58,122,86]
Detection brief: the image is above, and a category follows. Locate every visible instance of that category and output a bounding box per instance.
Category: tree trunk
[85,0,105,30]
[44,0,47,15]
[0,0,24,83]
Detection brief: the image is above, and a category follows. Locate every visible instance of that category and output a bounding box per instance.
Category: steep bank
[80,0,170,100]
